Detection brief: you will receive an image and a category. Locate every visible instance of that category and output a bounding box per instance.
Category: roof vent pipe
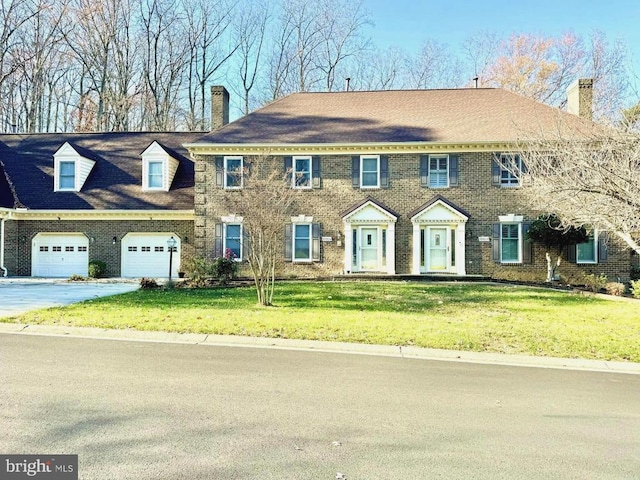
[473,77,479,89]
[345,77,351,92]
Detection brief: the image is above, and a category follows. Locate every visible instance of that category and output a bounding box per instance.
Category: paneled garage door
[121,233,180,278]
[32,233,89,277]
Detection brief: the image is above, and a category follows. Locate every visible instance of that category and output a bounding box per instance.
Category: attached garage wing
[121,233,180,278]
[32,233,89,277]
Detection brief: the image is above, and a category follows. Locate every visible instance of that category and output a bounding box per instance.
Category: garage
[121,233,180,278]
[32,233,89,277]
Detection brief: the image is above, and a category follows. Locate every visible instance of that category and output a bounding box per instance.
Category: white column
[343,222,352,274]
[456,222,466,275]
[412,222,421,274]
[387,222,396,275]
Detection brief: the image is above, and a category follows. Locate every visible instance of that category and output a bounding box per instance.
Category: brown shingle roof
[197,88,595,145]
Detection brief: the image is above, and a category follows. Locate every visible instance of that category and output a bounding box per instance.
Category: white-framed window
[429,154,449,188]
[147,161,164,189]
[360,155,380,188]
[577,232,597,264]
[58,161,76,190]
[499,153,523,187]
[293,156,312,189]
[501,223,521,263]
[224,223,242,260]
[293,223,312,261]
[224,156,243,189]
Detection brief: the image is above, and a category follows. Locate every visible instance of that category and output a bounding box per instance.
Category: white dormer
[53,142,96,192]
[141,141,180,192]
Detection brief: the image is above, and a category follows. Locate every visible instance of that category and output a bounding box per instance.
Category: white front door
[427,227,448,272]
[359,227,380,271]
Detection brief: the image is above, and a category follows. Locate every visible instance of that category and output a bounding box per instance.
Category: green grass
[6,281,640,362]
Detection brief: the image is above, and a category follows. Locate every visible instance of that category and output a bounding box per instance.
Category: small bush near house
[604,282,626,296]
[182,250,238,285]
[182,257,216,284]
[88,260,107,278]
[630,280,640,299]
[582,273,608,293]
[213,250,239,284]
[68,274,86,281]
[139,277,159,289]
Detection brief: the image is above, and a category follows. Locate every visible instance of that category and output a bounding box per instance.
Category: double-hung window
[59,161,76,190]
[577,233,597,264]
[225,157,243,189]
[498,153,523,187]
[361,156,380,188]
[147,161,164,189]
[293,156,312,188]
[429,155,449,188]
[501,223,521,263]
[293,224,312,261]
[224,223,242,260]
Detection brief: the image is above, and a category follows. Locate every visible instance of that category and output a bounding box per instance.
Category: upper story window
[58,161,76,190]
[53,142,96,192]
[141,141,180,192]
[294,156,311,188]
[429,155,449,188]
[225,156,243,189]
[493,153,524,187]
[361,156,380,188]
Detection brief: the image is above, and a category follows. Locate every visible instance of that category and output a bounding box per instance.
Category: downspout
[0,216,7,277]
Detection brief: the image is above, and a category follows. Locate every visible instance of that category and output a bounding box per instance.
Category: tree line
[0,0,633,133]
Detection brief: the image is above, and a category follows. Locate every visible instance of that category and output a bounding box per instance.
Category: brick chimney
[566,78,593,120]
[210,86,229,131]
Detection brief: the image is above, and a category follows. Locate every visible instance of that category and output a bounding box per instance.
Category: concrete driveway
[0,278,139,317]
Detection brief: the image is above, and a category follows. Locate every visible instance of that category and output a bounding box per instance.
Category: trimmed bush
[140,277,159,289]
[630,280,640,299]
[604,282,625,296]
[88,260,107,278]
[582,273,608,293]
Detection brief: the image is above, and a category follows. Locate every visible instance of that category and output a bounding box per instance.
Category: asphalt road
[1,334,639,480]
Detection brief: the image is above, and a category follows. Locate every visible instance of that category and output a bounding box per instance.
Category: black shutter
[492,223,501,262]
[284,224,292,261]
[420,155,429,187]
[522,222,532,264]
[492,153,502,186]
[244,158,251,179]
[380,155,389,188]
[566,244,577,263]
[215,157,224,188]
[312,156,321,188]
[351,156,360,188]
[284,156,292,185]
[312,223,321,261]
[598,232,608,262]
[449,155,459,187]
[214,223,223,257]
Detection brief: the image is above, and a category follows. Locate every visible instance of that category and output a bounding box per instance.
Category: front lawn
[6,281,640,361]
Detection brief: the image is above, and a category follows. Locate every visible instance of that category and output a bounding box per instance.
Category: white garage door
[121,233,180,278]
[32,233,89,277]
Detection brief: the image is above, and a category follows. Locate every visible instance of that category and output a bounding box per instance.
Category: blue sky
[365,0,640,76]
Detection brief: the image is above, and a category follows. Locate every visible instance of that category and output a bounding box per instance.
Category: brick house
[0,132,202,277]
[0,82,632,281]
[188,82,631,282]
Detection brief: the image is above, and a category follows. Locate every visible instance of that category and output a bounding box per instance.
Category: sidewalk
[0,321,638,375]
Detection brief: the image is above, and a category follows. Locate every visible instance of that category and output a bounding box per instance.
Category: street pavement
[0,279,139,317]
[1,333,639,479]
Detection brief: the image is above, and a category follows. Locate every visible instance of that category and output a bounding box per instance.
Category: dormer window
[58,161,76,190]
[53,142,96,192]
[141,141,180,191]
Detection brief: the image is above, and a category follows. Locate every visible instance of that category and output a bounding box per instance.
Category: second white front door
[359,227,380,271]
[427,227,448,271]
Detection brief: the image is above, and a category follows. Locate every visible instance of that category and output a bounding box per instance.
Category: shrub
[630,280,640,299]
[69,274,86,281]
[604,282,626,296]
[182,251,238,285]
[88,260,107,278]
[582,273,608,293]
[139,277,159,289]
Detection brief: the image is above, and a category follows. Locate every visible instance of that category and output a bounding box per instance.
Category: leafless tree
[350,46,407,91]
[405,39,463,89]
[516,124,640,255]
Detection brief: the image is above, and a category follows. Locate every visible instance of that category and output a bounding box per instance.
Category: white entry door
[427,227,448,271]
[359,227,380,271]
